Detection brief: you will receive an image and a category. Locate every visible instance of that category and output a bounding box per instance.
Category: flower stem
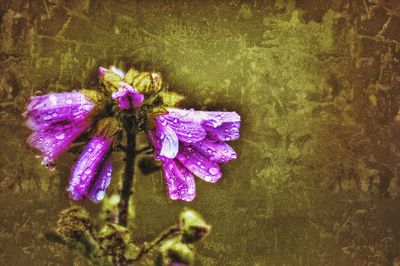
[118,119,136,227]
[127,224,181,263]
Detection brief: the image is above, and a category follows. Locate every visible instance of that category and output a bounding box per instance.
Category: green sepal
[157,90,185,107]
[80,89,109,119]
[93,117,123,147]
[124,67,140,85]
[146,106,168,131]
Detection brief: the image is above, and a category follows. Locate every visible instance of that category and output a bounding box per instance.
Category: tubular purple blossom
[67,117,122,202]
[24,90,106,169]
[67,135,114,200]
[148,108,241,201]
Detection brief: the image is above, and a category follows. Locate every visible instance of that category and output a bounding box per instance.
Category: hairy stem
[118,120,136,227]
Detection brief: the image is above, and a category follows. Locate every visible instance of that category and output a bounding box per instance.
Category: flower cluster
[148,108,240,201]
[24,66,241,202]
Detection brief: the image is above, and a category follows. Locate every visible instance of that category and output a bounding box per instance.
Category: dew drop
[204,176,212,182]
[84,169,92,175]
[173,118,178,123]
[207,148,212,153]
[96,190,105,201]
[188,188,195,194]
[55,133,65,140]
[209,167,218,175]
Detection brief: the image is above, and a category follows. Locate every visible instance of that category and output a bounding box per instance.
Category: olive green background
[1,0,400,265]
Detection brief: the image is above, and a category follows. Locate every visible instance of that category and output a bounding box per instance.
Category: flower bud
[96,223,131,256]
[56,207,92,240]
[179,209,211,244]
[158,237,195,265]
[126,68,163,95]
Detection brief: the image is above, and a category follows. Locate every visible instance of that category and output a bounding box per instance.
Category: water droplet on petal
[209,167,218,175]
[84,169,91,175]
[204,176,212,182]
[96,190,105,201]
[55,133,65,140]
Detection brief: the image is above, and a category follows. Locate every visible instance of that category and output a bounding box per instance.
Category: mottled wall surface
[1,0,400,265]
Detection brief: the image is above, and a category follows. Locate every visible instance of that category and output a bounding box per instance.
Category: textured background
[1,0,400,265]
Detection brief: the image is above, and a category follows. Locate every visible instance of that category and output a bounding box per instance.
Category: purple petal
[176,145,222,183]
[98,67,108,78]
[67,136,113,200]
[161,115,206,143]
[86,154,112,203]
[25,91,94,130]
[191,139,237,163]
[166,108,240,127]
[110,66,125,79]
[203,122,240,141]
[161,157,196,201]
[155,118,179,159]
[27,120,91,168]
[111,83,144,110]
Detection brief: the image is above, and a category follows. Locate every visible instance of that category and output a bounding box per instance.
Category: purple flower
[149,108,240,201]
[67,117,121,202]
[67,135,113,202]
[112,82,144,110]
[24,90,101,169]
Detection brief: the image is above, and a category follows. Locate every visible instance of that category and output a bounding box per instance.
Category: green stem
[118,121,136,227]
